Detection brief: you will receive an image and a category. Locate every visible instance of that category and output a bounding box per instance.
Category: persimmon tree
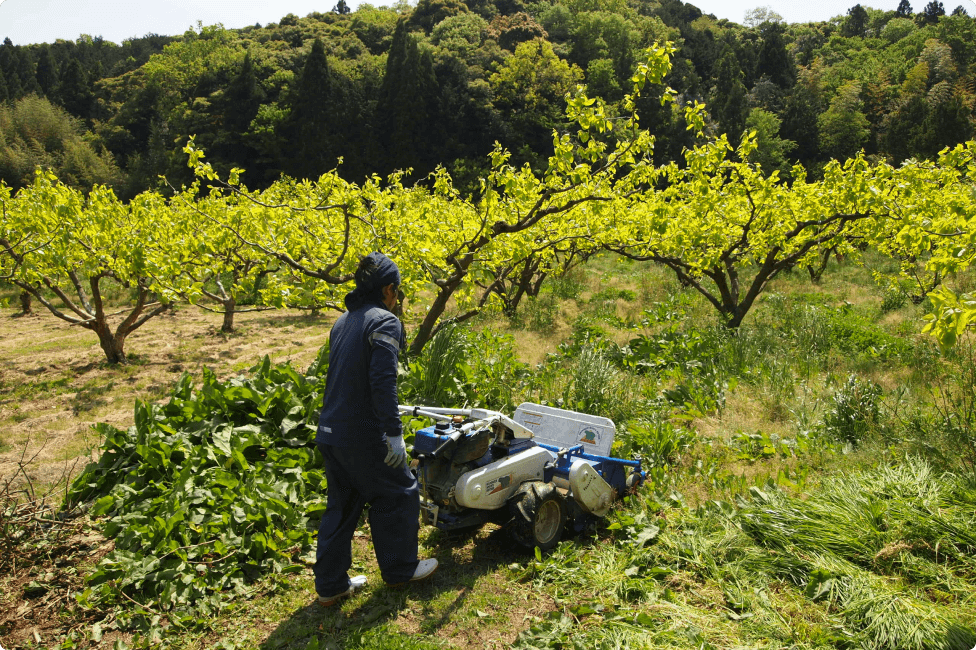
[605,122,887,329]
[879,141,976,349]
[182,143,385,314]
[0,173,177,364]
[472,239,596,317]
[159,184,279,332]
[604,114,976,337]
[391,43,678,354]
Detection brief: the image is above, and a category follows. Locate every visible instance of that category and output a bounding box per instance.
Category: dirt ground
[0,304,337,489]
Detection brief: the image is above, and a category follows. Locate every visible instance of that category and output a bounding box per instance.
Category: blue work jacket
[316,298,406,447]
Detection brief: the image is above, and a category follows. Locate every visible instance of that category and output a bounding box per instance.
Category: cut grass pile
[507,460,976,649]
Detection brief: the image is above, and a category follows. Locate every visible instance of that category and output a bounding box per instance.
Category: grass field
[2,253,975,649]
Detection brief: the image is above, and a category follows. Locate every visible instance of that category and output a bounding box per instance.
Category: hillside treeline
[0,0,974,196]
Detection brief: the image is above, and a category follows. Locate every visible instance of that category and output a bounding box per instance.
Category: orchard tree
[161,181,279,332]
[185,44,679,355]
[880,141,976,349]
[605,126,887,329]
[0,174,176,364]
[183,141,380,315]
[473,237,597,317]
[397,43,676,353]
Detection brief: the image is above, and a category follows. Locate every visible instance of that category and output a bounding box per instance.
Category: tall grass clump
[690,324,779,383]
[549,267,586,300]
[783,304,834,374]
[822,374,882,445]
[931,341,976,475]
[400,323,470,406]
[660,365,731,418]
[565,343,631,421]
[464,327,531,411]
[514,293,559,332]
[616,413,696,470]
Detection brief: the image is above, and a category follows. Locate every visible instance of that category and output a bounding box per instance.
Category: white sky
[1,0,975,45]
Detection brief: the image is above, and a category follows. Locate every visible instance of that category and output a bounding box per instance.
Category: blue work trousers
[314,441,420,596]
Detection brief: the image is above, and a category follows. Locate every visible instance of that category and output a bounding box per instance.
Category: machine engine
[414,422,494,509]
[412,419,543,527]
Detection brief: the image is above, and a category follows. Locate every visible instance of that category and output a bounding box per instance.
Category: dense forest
[0,0,974,197]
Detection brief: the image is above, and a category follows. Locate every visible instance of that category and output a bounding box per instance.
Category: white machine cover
[513,403,616,457]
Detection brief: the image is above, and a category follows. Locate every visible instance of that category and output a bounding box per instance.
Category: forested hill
[0,0,974,198]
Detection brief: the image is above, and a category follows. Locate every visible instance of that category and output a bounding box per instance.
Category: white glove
[384,435,407,467]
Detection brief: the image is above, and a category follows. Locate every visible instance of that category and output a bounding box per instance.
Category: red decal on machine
[487,475,512,494]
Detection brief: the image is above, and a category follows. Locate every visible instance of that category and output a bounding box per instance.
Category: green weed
[564,343,630,421]
[822,374,882,446]
[728,430,810,462]
[400,323,470,407]
[523,293,559,332]
[0,375,71,401]
[67,355,330,629]
[616,415,696,469]
[880,286,909,313]
[463,327,530,411]
[929,342,976,475]
[549,268,586,300]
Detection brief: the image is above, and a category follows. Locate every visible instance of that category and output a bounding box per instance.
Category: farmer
[314,252,437,606]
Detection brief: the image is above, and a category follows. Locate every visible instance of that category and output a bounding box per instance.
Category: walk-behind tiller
[400,403,645,550]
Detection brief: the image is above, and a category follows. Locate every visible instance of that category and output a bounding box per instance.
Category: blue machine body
[412,422,644,532]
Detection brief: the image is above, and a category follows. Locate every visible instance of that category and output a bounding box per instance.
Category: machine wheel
[626,470,644,492]
[508,481,566,551]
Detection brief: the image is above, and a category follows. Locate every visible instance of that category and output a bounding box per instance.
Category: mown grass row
[504,459,976,650]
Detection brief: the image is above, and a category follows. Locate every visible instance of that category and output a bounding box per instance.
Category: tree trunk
[409,279,462,356]
[221,297,236,332]
[94,323,127,364]
[18,291,32,316]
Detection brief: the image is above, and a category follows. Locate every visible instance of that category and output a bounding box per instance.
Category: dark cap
[355,252,400,292]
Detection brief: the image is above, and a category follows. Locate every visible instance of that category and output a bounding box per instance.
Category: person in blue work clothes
[314,252,438,607]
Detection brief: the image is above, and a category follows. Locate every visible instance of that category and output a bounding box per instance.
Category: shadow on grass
[260,528,523,650]
[246,310,337,331]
